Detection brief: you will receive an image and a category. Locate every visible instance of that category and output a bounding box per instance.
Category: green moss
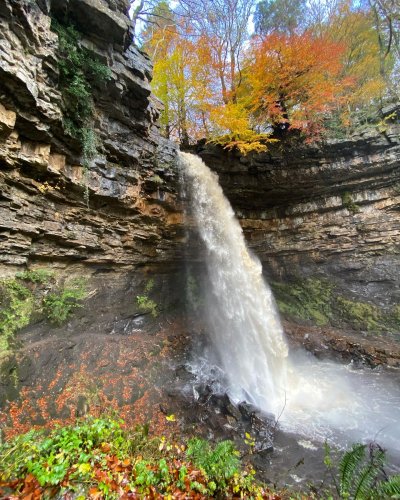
[136,295,158,318]
[144,278,155,294]
[136,279,158,317]
[341,192,360,213]
[43,278,87,326]
[0,279,34,359]
[271,276,400,334]
[336,297,383,331]
[15,269,54,284]
[51,19,111,205]
[272,278,333,326]
[0,271,88,360]
[51,20,111,139]
[390,305,400,325]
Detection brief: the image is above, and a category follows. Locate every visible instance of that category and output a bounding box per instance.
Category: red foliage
[247,32,355,139]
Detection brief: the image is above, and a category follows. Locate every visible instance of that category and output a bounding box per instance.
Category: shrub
[136,279,158,317]
[43,278,87,326]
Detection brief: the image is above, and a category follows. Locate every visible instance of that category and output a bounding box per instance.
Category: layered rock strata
[0,0,185,418]
[198,126,400,335]
[0,0,182,274]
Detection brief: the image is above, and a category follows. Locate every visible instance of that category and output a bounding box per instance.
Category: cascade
[180,151,400,456]
[180,151,288,414]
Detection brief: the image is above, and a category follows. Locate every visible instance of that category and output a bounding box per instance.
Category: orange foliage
[246,32,355,139]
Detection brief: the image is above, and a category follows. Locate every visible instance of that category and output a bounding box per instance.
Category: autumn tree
[177,0,255,105]
[246,32,353,139]
[325,2,391,127]
[138,0,398,150]
[143,3,217,144]
[367,0,400,98]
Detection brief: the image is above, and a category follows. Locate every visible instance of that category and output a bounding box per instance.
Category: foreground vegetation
[0,416,274,499]
[0,416,399,499]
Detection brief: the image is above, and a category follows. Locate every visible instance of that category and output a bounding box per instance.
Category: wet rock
[285,321,400,366]
[194,383,213,404]
[254,436,274,455]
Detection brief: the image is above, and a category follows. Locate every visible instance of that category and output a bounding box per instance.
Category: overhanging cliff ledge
[0,0,182,274]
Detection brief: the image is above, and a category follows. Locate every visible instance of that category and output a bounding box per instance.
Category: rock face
[0,0,186,420]
[1,0,399,436]
[198,126,400,336]
[0,0,183,274]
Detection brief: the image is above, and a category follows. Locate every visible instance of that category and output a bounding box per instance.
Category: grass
[0,270,88,360]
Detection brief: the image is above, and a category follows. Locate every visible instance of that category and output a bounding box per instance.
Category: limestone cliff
[198,125,400,340]
[0,0,186,421]
[0,0,182,273]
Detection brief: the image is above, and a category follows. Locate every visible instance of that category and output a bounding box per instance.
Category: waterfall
[180,151,288,415]
[181,151,400,457]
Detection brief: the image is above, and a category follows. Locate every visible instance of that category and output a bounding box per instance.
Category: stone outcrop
[0,0,183,273]
[198,126,400,335]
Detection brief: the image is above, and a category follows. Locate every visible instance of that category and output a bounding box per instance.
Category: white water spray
[181,151,400,456]
[181,151,288,414]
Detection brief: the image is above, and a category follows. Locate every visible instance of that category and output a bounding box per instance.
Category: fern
[337,442,397,500]
[186,438,240,490]
[378,475,400,498]
[340,443,367,497]
[352,446,385,499]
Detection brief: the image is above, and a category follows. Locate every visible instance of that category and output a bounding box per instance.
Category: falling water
[180,151,400,457]
[181,151,288,414]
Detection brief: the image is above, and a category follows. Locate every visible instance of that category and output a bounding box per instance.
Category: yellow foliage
[208,102,277,155]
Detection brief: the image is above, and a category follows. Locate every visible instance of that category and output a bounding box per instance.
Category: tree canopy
[134,0,399,151]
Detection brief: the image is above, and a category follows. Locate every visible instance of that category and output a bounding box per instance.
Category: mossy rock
[272,277,333,326]
[271,276,400,335]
